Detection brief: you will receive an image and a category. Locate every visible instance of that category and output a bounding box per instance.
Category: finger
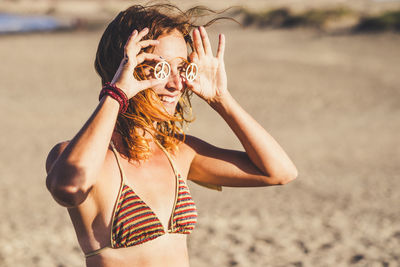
[134,27,149,42]
[136,53,163,65]
[189,51,199,63]
[124,29,138,54]
[137,78,164,91]
[125,28,149,53]
[199,26,213,55]
[192,28,205,57]
[185,78,199,92]
[183,74,194,87]
[216,33,225,60]
[137,40,159,49]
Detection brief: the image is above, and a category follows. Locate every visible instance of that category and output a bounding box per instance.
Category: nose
[165,69,183,92]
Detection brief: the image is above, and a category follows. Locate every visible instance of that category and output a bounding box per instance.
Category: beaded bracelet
[99,82,129,113]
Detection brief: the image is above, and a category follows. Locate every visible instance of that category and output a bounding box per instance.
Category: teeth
[159,95,176,104]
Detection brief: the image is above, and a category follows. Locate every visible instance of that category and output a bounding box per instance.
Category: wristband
[99,83,128,113]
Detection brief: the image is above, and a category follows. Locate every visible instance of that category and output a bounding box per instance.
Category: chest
[75,145,197,252]
[119,152,178,225]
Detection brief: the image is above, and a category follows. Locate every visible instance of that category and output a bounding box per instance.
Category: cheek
[151,82,167,92]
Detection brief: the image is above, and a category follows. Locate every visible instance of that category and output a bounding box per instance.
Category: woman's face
[150,30,188,115]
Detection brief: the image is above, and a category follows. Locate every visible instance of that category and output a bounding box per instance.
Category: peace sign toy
[154,61,171,80]
[185,63,198,82]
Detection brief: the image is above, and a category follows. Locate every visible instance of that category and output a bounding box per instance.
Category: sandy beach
[0,0,399,266]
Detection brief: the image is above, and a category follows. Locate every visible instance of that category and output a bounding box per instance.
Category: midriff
[85,233,189,267]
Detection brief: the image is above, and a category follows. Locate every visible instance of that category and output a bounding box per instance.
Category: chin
[153,102,177,120]
[164,104,178,116]
[157,95,180,116]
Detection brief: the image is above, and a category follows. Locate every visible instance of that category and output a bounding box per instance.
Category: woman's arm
[185,27,297,187]
[46,97,120,207]
[186,94,298,187]
[46,28,162,207]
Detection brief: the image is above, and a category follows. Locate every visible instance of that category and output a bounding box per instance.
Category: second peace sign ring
[185,63,198,82]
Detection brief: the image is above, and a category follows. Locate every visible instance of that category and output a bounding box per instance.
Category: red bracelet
[99,88,127,113]
[99,83,128,113]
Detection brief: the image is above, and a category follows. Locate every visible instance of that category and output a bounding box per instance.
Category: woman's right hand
[111,28,163,98]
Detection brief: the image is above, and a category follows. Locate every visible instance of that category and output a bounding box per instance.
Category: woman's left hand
[185,27,228,104]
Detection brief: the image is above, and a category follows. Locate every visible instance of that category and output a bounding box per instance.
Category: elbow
[47,183,88,208]
[46,165,91,207]
[276,168,298,185]
[262,167,298,186]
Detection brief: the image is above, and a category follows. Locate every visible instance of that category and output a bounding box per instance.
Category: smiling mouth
[159,95,177,104]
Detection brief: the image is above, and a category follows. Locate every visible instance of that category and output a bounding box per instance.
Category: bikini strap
[108,141,127,247]
[84,245,111,258]
[110,141,127,183]
[154,140,222,191]
[154,140,179,178]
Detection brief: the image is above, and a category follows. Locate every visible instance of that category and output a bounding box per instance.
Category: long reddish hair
[95,3,229,161]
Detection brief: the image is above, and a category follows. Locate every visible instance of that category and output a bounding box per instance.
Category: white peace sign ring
[185,63,198,82]
[154,61,171,80]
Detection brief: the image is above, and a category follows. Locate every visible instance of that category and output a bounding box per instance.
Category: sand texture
[0,1,400,266]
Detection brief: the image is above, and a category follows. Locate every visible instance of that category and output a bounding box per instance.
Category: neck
[111,129,159,158]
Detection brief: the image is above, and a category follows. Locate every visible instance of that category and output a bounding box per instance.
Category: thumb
[183,74,197,90]
[189,52,199,63]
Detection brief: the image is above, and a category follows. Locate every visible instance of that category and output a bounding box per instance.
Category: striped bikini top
[85,141,197,258]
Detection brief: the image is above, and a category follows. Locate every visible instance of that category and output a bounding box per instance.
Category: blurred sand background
[1,0,400,266]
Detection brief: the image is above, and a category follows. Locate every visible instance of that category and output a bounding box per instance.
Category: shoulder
[182,134,218,154]
[177,134,218,164]
[45,141,70,174]
[172,135,206,176]
[178,134,207,156]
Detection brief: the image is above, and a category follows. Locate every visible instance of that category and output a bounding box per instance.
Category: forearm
[48,96,119,193]
[210,93,298,183]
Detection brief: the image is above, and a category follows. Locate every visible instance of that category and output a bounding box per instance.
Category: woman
[45,4,297,267]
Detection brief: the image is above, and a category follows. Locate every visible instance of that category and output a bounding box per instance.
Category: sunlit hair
[95,3,231,161]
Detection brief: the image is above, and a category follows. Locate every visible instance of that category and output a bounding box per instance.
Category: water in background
[0,13,73,34]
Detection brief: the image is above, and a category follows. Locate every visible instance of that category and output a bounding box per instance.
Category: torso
[67,140,196,267]
[85,235,190,267]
